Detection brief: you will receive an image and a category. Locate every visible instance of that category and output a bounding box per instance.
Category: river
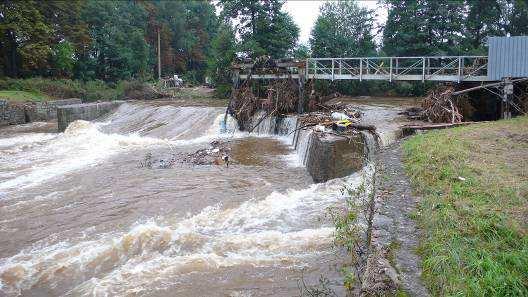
[0,101,375,296]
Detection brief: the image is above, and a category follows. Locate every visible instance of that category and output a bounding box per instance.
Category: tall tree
[382,0,429,56]
[506,0,528,36]
[382,0,466,56]
[0,1,54,77]
[423,0,465,55]
[207,22,237,97]
[78,0,150,81]
[252,11,299,58]
[310,0,376,58]
[463,0,506,53]
[219,0,299,58]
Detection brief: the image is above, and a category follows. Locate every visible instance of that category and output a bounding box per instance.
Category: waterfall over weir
[246,111,379,180]
[0,102,383,297]
[247,111,315,167]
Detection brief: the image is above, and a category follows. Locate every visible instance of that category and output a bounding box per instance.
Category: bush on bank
[0,78,151,102]
[402,117,528,297]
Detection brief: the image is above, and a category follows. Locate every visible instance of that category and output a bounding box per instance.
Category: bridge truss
[236,56,491,83]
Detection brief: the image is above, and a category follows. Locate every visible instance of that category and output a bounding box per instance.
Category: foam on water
[0,133,57,149]
[0,105,242,196]
[0,102,380,296]
[0,167,373,296]
[0,121,169,194]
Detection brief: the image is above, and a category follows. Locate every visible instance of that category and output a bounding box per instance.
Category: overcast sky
[283,0,387,45]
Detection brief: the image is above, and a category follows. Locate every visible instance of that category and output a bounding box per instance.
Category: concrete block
[306,132,365,183]
[57,101,122,132]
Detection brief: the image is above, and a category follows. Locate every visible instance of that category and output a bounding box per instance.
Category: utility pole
[157,26,161,80]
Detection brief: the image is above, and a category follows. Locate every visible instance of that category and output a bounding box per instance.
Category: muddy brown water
[0,102,376,296]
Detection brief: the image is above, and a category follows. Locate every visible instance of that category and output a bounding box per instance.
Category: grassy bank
[403,117,528,296]
[0,90,50,102]
[0,78,152,102]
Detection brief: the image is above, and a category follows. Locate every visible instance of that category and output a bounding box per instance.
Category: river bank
[403,116,528,296]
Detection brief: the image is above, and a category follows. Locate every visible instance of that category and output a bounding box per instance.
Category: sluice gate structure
[232,36,528,118]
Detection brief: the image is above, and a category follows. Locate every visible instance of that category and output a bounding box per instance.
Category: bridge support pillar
[501,78,513,119]
[298,74,305,113]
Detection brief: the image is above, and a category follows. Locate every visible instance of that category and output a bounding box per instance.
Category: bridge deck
[237,56,493,82]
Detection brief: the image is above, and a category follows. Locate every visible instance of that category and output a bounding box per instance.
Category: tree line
[1,0,527,97]
[310,0,528,96]
[0,0,299,82]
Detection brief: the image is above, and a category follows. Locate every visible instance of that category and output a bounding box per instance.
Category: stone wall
[0,100,27,126]
[0,98,84,126]
[57,101,123,132]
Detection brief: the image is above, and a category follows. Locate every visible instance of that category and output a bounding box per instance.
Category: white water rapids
[0,102,372,296]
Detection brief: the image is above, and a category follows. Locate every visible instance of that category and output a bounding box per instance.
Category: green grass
[0,77,153,102]
[0,90,50,102]
[403,116,528,296]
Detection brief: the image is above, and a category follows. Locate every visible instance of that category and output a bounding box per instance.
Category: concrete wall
[243,112,372,183]
[0,98,84,126]
[306,132,366,183]
[57,101,122,132]
[31,98,82,121]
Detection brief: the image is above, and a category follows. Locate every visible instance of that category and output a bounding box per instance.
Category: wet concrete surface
[371,141,430,297]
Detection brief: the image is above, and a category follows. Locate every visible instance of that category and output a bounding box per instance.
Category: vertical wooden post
[502,78,513,119]
[157,27,161,80]
[298,73,305,114]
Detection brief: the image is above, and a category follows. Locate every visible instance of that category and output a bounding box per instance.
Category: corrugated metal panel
[488,36,528,80]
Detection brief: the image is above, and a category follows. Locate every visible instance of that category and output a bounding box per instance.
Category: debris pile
[230,76,300,130]
[295,106,375,135]
[138,152,176,169]
[230,79,260,130]
[123,81,167,100]
[230,56,310,130]
[138,140,231,168]
[421,86,464,123]
[180,140,231,166]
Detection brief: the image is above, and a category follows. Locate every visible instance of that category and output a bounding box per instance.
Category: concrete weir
[306,132,366,183]
[57,101,123,132]
[247,113,374,183]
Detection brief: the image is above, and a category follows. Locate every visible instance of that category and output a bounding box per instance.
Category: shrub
[82,80,121,101]
[215,84,231,99]
[0,77,84,98]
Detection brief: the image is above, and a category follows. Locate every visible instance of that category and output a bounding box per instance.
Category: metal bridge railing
[306,56,489,82]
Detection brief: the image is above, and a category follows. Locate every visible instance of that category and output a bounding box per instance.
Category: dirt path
[369,141,430,296]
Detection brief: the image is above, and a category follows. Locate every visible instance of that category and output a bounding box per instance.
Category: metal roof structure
[488,36,528,81]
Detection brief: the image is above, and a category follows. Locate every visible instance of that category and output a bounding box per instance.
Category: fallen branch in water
[348,124,376,131]
[288,123,317,135]
[401,121,487,134]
